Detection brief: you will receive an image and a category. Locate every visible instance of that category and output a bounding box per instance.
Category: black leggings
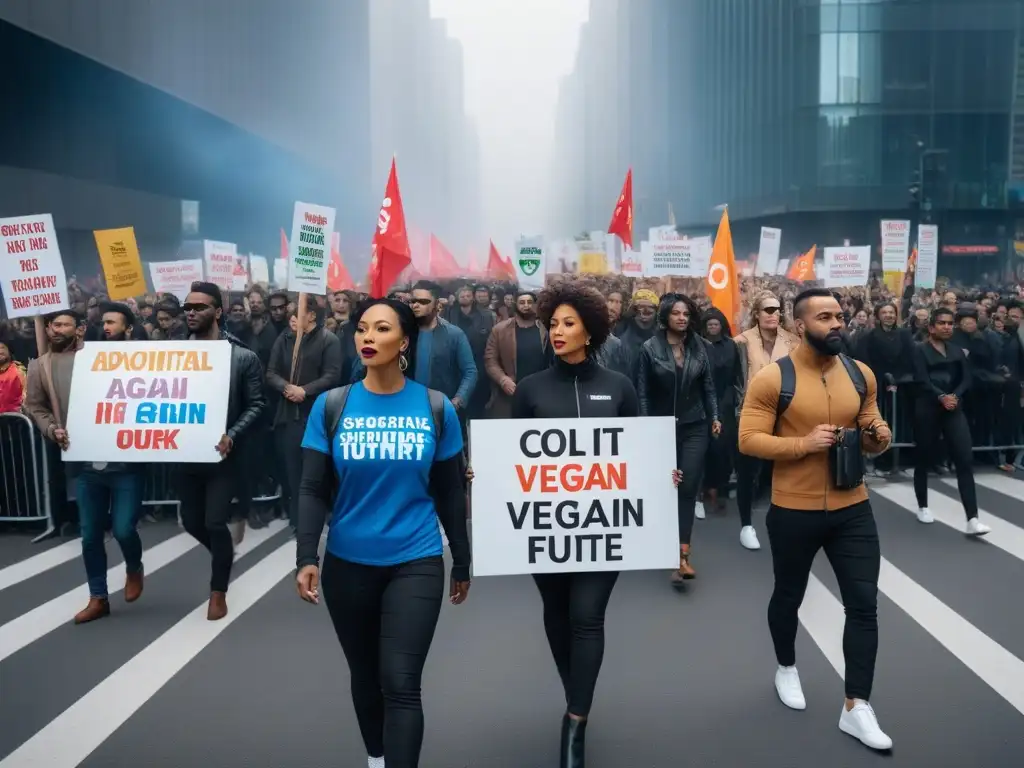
[177,463,236,593]
[913,400,978,520]
[322,552,444,768]
[766,501,880,701]
[735,451,772,528]
[532,570,619,717]
[675,422,709,545]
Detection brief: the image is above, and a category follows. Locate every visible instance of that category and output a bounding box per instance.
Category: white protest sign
[287,201,336,294]
[776,258,790,276]
[0,214,70,318]
[822,246,870,288]
[620,248,643,277]
[756,227,782,276]
[514,236,546,290]
[643,234,712,278]
[249,255,270,285]
[63,341,232,463]
[880,220,911,273]
[916,224,939,290]
[469,417,680,576]
[149,259,204,303]
[274,258,288,287]
[232,254,249,291]
[203,241,236,292]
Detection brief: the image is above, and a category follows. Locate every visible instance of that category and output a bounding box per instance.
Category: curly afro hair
[536,281,611,353]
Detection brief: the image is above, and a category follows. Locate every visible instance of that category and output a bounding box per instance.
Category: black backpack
[775,354,866,432]
[324,384,446,444]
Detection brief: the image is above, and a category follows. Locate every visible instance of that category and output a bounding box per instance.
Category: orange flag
[706,207,740,331]
[607,168,634,249]
[368,158,411,297]
[487,240,515,281]
[327,232,354,292]
[786,245,817,281]
[428,234,463,278]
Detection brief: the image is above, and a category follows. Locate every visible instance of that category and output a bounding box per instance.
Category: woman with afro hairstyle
[636,292,720,583]
[511,280,654,768]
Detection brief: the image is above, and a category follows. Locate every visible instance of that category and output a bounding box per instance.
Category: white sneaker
[695,501,706,520]
[368,756,385,768]
[967,517,991,536]
[838,700,892,750]
[740,525,761,550]
[774,665,806,710]
[917,507,934,524]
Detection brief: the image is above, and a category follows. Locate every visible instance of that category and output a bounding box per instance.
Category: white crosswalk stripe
[2,479,1024,766]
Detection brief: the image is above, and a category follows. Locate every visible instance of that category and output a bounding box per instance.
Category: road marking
[0,538,83,592]
[879,557,1024,715]
[0,540,295,768]
[874,483,1024,565]
[962,473,1024,511]
[798,574,847,678]
[0,521,285,663]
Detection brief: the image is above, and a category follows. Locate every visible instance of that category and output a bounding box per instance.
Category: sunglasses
[761,306,782,315]
[409,298,433,306]
[182,303,214,313]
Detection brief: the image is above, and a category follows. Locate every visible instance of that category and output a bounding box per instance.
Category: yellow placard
[578,251,608,275]
[882,270,903,295]
[94,227,145,300]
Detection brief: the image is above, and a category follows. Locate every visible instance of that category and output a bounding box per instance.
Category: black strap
[773,354,865,434]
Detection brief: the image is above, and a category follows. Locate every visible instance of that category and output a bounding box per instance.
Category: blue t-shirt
[301,380,464,567]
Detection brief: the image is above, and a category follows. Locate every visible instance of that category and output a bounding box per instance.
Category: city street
[1,473,1023,767]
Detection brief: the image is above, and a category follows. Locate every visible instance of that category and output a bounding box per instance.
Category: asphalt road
[1,472,1022,767]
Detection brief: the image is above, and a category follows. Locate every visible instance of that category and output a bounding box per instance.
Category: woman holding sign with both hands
[294,297,470,768]
[508,281,680,768]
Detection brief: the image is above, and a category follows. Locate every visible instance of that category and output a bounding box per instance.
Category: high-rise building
[0,0,375,273]
[553,0,1024,274]
[369,1,482,260]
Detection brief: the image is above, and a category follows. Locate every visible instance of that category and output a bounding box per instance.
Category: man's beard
[515,310,535,322]
[104,332,128,342]
[50,334,76,351]
[416,313,435,328]
[805,328,844,356]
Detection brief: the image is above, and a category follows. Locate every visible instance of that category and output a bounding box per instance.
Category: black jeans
[736,451,772,528]
[177,461,237,593]
[913,400,978,520]
[322,552,444,768]
[703,408,735,495]
[675,421,708,546]
[532,570,619,717]
[766,501,879,701]
[274,418,307,528]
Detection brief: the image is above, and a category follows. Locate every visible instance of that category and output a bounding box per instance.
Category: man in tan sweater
[739,288,893,753]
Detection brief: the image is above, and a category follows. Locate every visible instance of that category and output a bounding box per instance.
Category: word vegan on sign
[63,341,232,464]
[470,417,679,576]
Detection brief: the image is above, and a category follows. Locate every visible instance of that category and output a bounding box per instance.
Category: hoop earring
[398,353,408,372]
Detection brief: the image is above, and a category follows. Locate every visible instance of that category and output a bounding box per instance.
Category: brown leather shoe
[74,597,110,625]
[124,569,144,603]
[207,591,228,621]
[680,544,696,579]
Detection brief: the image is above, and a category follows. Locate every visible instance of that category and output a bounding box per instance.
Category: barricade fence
[1,383,1020,537]
[0,414,281,540]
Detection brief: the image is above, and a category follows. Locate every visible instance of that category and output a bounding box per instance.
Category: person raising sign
[295,297,470,768]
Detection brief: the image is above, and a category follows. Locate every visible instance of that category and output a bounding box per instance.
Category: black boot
[560,713,586,768]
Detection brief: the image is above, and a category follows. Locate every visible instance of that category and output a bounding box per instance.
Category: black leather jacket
[636,331,718,425]
[219,330,267,442]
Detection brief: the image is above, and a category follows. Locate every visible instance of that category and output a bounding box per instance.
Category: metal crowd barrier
[0,412,54,542]
[0,414,281,541]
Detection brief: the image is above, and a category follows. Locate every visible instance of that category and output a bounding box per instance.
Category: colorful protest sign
[94,227,146,300]
[63,341,232,463]
[148,259,204,303]
[287,202,336,294]
[514,236,546,290]
[232,254,249,291]
[203,240,236,292]
[469,417,679,576]
[0,213,70,318]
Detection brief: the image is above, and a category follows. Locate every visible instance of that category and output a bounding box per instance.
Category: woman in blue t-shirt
[295,297,470,768]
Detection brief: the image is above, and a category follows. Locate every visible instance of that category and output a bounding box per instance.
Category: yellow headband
[632,289,659,305]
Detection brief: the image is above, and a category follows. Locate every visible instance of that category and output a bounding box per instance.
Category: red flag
[467,247,482,276]
[487,240,515,281]
[607,168,634,249]
[368,158,411,297]
[280,229,289,261]
[428,234,463,278]
[327,232,354,292]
